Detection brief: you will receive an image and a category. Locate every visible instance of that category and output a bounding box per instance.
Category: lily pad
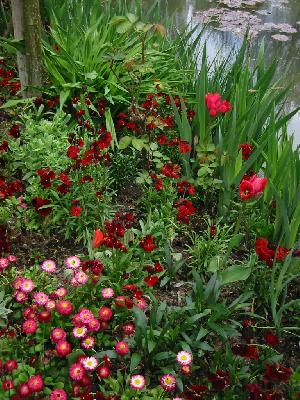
[271,33,290,41]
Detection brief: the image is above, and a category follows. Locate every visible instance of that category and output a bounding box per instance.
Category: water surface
[155,0,300,144]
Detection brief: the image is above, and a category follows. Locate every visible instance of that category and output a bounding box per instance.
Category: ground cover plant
[0,0,300,399]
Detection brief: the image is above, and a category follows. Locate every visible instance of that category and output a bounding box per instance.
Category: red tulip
[239,174,267,201]
[92,230,104,248]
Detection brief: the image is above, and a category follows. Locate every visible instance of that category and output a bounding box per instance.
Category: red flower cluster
[82,259,104,276]
[240,143,253,160]
[58,172,72,193]
[264,363,292,383]
[175,199,196,223]
[182,385,208,399]
[67,145,80,160]
[247,382,283,400]
[140,235,157,252]
[37,168,56,189]
[0,140,9,153]
[8,124,22,139]
[32,197,52,217]
[179,140,192,154]
[177,180,196,196]
[0,63,21,95]
[149,172,163,191]
[205,93,231,118]
[0,177,22,200]
[161,162,181,179]
[239,174,267,201]
[144,275,159,287]
[208,370,230,391]
[70,205,83,217]
[232,343,259,360]
[101,213,135,252]
[256,238,289,267]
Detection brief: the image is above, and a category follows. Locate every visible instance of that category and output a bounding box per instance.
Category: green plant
[0,290,12,327]
[186,221,232,272]
[263,132,300,247]
[269,253,300,334]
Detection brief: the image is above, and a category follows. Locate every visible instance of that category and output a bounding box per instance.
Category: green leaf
[130,353,141,372]
[0,98,36,109]
[220,265,251,285]
[132,138,145,151]
[105,108,118,150]
[119,136,132,150]
[229,233,243,249]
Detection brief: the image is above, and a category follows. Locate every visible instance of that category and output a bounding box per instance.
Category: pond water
[155,0,300,145]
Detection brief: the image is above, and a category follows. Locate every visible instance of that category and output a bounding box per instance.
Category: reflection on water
[154,0,300,145]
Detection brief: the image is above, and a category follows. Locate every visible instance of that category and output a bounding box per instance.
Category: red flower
[0,141,9,152]
[92,230,104,248]
[37,167,55,189]
[76,109,85,118]
[157,133,166,145]
[161,163,181,179]
[32,197,52,217]
[240,143,253,160]
[264,331,278,347]
[210,225,217,238]
[232,344,259,360]
[179,140,192,154]
[208,370,230,391]
[155,178,163,191]
[177,181,195,196]
[70,206,82,217]
[140,235,156,252]
[67,145,80,159]
[239,174,267,201]
[175,199,196,223]
[8,124,22,139]
[255,238,289,267]
[144,275,158,287]
[264,363,292,383]
[205,93,231,118]
[154,262,164,272]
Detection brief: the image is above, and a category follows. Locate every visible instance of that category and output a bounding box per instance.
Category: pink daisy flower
[176,351,193,366]
[56,300,73,316]
[79,308,94,324]
[74,271,89,285]
[20,278,35,293]
[22,319,38,335]
[41,259,56,273]
[50,389,67,400]
[14,290,28,303]
[130,375,146,390]
[51,328,67,343]
[82,356,98,371]
[72,326,87,339]
[160,374,176,392]
[0,258,9,270]
[115,341,129,356]
[135,298,147,310]
[98,306,113,321]
[65,256,81,270]
[81,336,95,349]
[55,287,67,298]
[45,300,56,311]
[33,292,49,306]
[69,363,85,381]
[8,255,17,262]
[87,318,100,332]
[101,287,114,299]
[13,277,24,290]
